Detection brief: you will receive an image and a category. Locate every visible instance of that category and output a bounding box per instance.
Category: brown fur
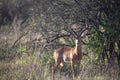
[53,42,82,80]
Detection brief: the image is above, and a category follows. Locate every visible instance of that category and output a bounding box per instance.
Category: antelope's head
[69,24,89,46]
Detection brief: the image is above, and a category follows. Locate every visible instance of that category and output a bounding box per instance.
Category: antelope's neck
[76,45,82,54]
[75,40,82,57]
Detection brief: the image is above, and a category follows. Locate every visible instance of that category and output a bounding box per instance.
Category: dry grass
[0,53,119,80]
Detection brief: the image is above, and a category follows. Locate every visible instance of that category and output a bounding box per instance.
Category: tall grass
[0,53,119,80]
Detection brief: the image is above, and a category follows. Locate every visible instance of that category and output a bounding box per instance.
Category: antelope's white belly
[63,54,71,63]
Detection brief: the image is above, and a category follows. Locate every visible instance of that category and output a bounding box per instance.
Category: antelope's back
[53,47,64,60]
[54,47,75,58]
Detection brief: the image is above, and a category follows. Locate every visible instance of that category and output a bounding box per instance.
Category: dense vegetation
[0,0,120,80]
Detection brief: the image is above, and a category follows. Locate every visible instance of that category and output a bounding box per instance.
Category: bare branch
[68,27,78,39]
[11,31,29,48]
[49,34,71,42]
[79,22,90,35]
[82,40,88,45]
[74,0,81,6]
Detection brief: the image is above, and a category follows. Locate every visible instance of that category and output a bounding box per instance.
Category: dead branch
[49,34,71,42]
[11,31,29,48]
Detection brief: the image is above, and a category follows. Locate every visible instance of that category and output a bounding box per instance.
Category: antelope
[53,25,89,80]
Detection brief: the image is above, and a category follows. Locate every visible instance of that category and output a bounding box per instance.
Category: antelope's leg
[53,61,61,80]
[76,61,80,75]
[53,63,59,73]
[53,58,62,73]
[71,61,75,80]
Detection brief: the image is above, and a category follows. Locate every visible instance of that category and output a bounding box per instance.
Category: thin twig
[11,31,29,48]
